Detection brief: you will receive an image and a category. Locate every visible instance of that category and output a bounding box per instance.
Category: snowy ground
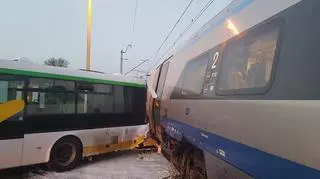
[0,151,179,179]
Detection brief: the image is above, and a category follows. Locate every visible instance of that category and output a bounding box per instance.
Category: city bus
[0,59,148,171]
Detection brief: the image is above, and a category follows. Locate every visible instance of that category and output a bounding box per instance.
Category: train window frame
[216,18,284,96]
[170,49,228,100]
[155,61,170,99]
[180,53,210,97]
[201,43,227,98]
[169,52,210,99]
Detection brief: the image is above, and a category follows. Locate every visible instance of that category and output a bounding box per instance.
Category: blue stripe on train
[161,117,320,179]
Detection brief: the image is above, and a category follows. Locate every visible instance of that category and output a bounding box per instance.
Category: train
[147,0,320,178]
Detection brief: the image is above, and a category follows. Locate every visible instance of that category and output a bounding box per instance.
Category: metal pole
[120,50,124,74]
[120,44,131,74]
[86,0,92,70]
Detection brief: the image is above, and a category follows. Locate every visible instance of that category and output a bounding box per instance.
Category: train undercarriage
[151,124,207,179]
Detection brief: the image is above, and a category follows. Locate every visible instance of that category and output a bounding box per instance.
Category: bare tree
[44,58,69,68]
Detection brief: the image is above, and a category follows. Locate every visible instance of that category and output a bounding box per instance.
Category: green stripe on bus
[0,68,145,88]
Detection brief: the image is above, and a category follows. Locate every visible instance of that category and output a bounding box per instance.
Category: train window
[202,44,226,97]
[156,62,169,98]
[180,54,209,96]
[217,23,279,94]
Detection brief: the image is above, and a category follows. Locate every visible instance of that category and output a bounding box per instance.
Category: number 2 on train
[211,52,219,70]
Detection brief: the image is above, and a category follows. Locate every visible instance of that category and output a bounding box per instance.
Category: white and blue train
[147,0,320,178]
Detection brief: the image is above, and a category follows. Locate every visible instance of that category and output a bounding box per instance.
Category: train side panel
[149,0,320,178]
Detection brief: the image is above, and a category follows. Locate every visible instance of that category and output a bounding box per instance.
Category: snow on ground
[1,151,179,179]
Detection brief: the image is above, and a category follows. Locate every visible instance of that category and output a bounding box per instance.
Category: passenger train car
[0,59,148,171]
[147,0,320,178]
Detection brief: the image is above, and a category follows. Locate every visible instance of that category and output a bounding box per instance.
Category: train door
[152,61,169,139]
[147,68,160,135]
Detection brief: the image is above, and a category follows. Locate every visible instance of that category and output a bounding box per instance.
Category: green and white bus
[0,59,148,171]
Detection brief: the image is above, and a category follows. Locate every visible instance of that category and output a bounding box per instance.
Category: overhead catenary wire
[125,59,149,75]
[152,0,217,69]
[150,0,195,66]
[123,0,138,74]
[131,0,139,45]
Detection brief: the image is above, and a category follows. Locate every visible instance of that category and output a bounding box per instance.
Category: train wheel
[48,137,82,172]
[184,150,206,179]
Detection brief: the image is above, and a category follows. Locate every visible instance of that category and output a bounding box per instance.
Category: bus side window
[76,83,114,114]
[28,78,54,90]
[54,80,74,91]
[0,75,25,121]
[76,82,94,92]
[0,75,25,103]
[26,78,76,115]
[114,85,125,113]
[77,93,113,114]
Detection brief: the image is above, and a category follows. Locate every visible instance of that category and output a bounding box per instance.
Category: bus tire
[48,136,83,172]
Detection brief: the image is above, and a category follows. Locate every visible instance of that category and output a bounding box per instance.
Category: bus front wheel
[48,136,83,172]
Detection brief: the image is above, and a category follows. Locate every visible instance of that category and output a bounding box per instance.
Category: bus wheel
[48,137,82,172]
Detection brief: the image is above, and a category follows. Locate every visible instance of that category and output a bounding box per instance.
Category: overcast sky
[0,0,231,75]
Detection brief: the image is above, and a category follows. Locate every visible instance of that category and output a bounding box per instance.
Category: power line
[133,0,138,33]
[150,0,195,66]
[152,0,217,68]
[123,0,138,74]
[125,59,149,75]
[131,0,139,44]
[159,0,216,65]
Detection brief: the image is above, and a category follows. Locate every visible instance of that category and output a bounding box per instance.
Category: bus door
[152,61,169,137]
[0,76,25,169]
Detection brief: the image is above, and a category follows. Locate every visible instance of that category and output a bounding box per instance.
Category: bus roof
[0,59,145,88]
